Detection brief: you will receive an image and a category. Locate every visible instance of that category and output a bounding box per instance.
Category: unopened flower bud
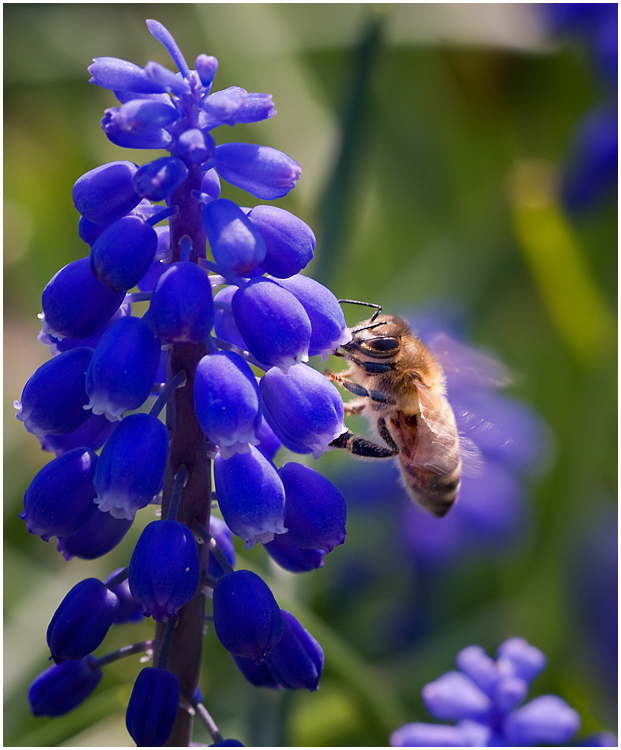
[134,156,188,201]
[90,215,158,291]
[129,520,199,621]
[232,278,311,371]
[177,128,215,165]
[21,447,98,541]
[263,534,325,573]
[85,316,161,420]
[214,446,286,548]
[72,160,141,225]
[115,98,180,135]
[247,206,315,278]
[195,351,261,457]
[47,578,119,663]
[57,508,132,560]
[126,667,180,747]
[195,54,219,88]
[214,143,301,200]
[202,199,266,277]
[147,261,214,343]
[212,570,284,660]
[94,413,168,519]
[265,610,324,691]
[41,257,126,340]
[29,656,102,717]
[16,347,94,438]
[88,57,169,94]
[259,364,347,457]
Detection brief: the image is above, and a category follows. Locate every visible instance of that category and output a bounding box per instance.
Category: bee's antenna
[338,299,382,323]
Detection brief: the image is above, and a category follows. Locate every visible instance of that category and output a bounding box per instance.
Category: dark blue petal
[21,447,98,541]
[263,533,325,573]
[177,128,215,165]
[105,572,144,624]
[85,316,161,420]
[134,157,188,201]
[72,161,141,225]
[195,351,261,457]
[202,199,266,277]
[129,520,200,621]
[212,570,284,660]
[16,347,94,438]
[126,667,180,747]
[101,110,174,150]
[279,462,346,553]
[231,653,282,689]
[29,656,102,717]
[264,610,324,691]
[40,412,119,456]
[47,578,119,663]
[147,261,214,343]
[213,285,250,351]
[41,257,126,340]
[232,278,311,371]
[57,508,132,561]
[213,446,286,548]
[247,206,315,278]
[90,215,158,291]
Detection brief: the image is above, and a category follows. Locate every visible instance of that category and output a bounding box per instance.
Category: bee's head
[344,314,410,360]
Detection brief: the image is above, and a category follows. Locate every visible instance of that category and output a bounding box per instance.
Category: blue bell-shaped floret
[133,156,188,201]
[56,508,132,561]
[247,206,315,278]
[72,160,141,225]
[264,610,324,691]
[212,570,283,660]
[263,533,325,573]
[90,215,158,291]
[214,143,300,200]
[29,656,102,718]
[202,199,266,277]
[126,667,180,747]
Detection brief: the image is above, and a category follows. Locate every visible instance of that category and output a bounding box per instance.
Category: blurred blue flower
[390,637,581,747]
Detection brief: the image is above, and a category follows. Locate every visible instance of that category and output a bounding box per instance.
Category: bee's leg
[345,356,396,375]
[326,369,396,406]
[330,418,399,458]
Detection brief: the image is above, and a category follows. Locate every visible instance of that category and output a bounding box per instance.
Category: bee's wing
[427,332,514,389]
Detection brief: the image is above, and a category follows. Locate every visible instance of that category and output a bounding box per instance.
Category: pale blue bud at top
[94,413,169,519]
[259,364,347,458]
[177,128,216,165]
[202,199,266,277]
[214,143,301,200]
[21,448,98,541]
[90,215,158,291]
[455,645,499,695]
[263,534,325,573]
[278,462,346,553]
[214,446,286,548]
[126,667,180,747]
[213,285,249,351]
[196,54,219,88]
[41,258,126,340]
[423,671,493,722]
[114,98,180,134]
[265,610,324,691]
[273,274,351,357]
[129,520,200,621]
[57,508,132,561]
[146,18,191,78]
[212,570,284,660]
[89,57,169,94]
[147,261,214,343]
[101,108,173,150]
[194,351,261,458]
[247,206,315,278]
[41,412,118,456]
[29,656,102,718]
[202,87,275,129]
[144,60,191,96]
[133,157,188,201]
[232,278,311,372]
[72,161,141,225]
[207,516,236,579]
[47,578,119,664]
[201,167,222,202]
[85,316,161,421]
[15,347,94,438]
[503,695,581,746]
[496,637,546,684]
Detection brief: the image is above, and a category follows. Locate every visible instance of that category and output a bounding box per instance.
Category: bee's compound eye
[361,336,400,355]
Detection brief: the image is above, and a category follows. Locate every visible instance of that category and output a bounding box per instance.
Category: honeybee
[327,307,461,518]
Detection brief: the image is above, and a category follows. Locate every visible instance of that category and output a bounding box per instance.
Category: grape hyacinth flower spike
[18,18,348,746]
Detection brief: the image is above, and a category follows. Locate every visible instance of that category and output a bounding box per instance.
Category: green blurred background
[4,4,617,747]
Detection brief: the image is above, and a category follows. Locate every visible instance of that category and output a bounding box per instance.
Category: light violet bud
[272,274,351,358]
[88,57,169,94]
[202,199,266,277]
[422,671,493,722]
[94,413,169,520]
[40,257,126,341]
[214,143,301,200]
[232,278,311,372]
[201,168,221,202]
[259,364,347,458]
[85,316,161,421]
[247,206,315,278]
[194,351,261,458]
[503,695,581,746]
[177,128,215,165]
[115,98,180,134]
[195,54,219,88]
[72,161,141,225]
[496,637,546,684]
[101,109,173,150]
[214,446,286,548]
